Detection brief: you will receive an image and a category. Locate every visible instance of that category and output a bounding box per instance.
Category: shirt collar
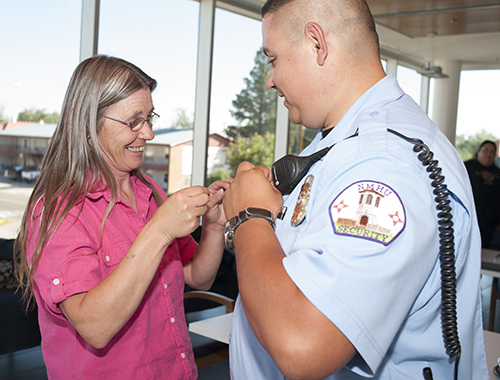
[316,74,404,149]
[85,172,152,204]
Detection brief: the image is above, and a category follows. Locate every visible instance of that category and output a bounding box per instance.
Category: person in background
[15,55,229,380]
[222,0,488,379]
[465,140,500,248]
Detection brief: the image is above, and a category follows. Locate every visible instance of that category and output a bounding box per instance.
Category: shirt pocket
[99,240,132,270]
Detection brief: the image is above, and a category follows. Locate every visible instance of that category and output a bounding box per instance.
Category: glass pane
[381,59,388,72]
[0,2,80,125]
[397,65,422,107]
[0,1,81,239]
[99,0,199,193]
[288,124,317,155]
[456,70,500,139]
[209,9,267,184]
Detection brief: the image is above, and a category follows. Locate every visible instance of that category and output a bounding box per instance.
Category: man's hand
[223,161,283,220]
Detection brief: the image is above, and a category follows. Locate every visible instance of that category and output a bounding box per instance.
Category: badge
[329,180,405,245]
[291,174,314,227]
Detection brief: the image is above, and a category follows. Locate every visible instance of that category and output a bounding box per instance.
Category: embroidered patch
[291,174,314,227]
[329,180,405,245]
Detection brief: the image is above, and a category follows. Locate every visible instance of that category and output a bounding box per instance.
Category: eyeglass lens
[131,113,159,131]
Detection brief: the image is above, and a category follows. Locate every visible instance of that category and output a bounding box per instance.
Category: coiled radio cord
[388,129,461,380]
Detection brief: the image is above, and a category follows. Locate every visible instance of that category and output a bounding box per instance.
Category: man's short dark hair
[262,0,294,17]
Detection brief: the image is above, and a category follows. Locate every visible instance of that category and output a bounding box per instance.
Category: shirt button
[163,283,168,289]
[53,278,60,285]
[170,317,175,323]
[105,255,110,262]
[181,353,186,359]
[370,111,379,117]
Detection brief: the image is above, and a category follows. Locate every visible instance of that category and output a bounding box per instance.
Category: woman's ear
[305,22,328,66]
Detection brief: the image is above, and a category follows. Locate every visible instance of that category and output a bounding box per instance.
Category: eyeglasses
[103,111,160,132]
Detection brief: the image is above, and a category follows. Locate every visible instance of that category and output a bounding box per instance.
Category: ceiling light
[417,62,449,78]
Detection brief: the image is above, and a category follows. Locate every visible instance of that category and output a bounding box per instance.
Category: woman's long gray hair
[15,55,163,309]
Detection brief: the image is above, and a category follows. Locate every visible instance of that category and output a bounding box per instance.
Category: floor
[1,275,499,380]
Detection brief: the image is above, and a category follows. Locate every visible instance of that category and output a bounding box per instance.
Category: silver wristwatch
[224,207,275,250]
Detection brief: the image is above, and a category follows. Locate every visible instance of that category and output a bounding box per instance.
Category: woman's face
[477,142,497,167]
[98,87,155,178]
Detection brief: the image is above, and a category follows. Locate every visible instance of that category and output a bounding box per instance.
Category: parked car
[21,166,40,183]
[3,166,23,181]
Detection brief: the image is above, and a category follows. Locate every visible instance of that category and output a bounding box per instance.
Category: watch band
[224,207,275,250]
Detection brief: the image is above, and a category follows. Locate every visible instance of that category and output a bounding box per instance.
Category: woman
[465,140,500,248]
[15,55,229,379]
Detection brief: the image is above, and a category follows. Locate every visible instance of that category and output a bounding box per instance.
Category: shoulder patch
[329,180,405,245]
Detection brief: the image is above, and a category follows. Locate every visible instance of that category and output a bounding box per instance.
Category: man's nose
[266,70,275,90]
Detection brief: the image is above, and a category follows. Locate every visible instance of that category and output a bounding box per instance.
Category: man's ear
[305,22,328,66]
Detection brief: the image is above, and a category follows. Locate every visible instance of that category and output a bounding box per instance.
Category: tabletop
[482,248,500,277]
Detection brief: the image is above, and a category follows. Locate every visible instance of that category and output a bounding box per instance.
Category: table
[482,248,500,278]
[482,249,500,331]
[188,312,233,345]
[484,330,500,379]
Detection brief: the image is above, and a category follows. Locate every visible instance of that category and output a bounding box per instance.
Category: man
[222,0,488,379]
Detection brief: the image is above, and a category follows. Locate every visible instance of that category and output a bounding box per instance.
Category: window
[456,70,500,138]
[0,1,80,125]
[99,0,199,132]
[210,8,265,180]
[397,65,422,107]
[99,0,199,191]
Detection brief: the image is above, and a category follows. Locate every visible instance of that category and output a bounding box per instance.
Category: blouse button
[53,278,60,285]
[181,352,186,359]
[170,317,175,323]
[105,255,110,262]
[163,283,168,289]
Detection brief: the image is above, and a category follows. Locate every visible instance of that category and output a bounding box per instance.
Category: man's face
[262,14,324,130]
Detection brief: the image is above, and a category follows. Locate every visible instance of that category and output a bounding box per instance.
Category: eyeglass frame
[103,111,160,132]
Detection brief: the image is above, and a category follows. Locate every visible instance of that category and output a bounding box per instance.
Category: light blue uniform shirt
[229,75,488,379]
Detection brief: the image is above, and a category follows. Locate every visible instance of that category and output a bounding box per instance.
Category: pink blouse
[27,175,197,379]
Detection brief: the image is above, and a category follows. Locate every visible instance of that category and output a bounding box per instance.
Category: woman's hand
[152,186,210,242]
[204,178,232,227]
[183,179,231,290]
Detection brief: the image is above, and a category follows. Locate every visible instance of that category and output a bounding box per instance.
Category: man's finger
[236,161,256,175]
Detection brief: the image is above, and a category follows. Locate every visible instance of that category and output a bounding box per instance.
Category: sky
[0,0,499,139]
[0,0,263,134]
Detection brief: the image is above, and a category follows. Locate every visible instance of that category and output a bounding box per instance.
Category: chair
[0,239,41,355]
[490,277,500,331]
[184,290,234,368]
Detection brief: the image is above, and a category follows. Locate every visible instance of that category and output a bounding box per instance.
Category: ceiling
[218,0,500,70]
[369,0,500,38]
